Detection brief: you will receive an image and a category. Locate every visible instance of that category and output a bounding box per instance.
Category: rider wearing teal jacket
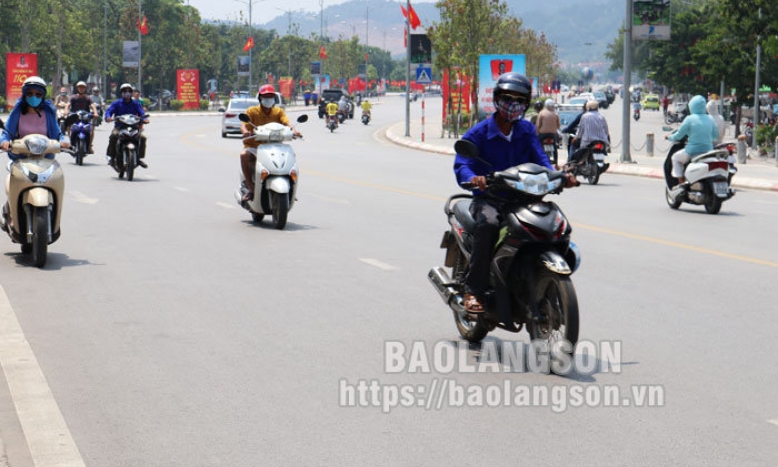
[667,95,718,183]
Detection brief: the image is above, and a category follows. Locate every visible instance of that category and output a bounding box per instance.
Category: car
[272,92,286,110]
[593,91,609,109]
[557,104,584,127]
[220,97,256,138]
[642,94,660,111]
[567,95,595,107]
[318,88,350,118]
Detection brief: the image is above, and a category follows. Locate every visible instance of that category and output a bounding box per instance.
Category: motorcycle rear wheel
[527,269,579,348]
[451,252,489,343]
[704,184,722,214]
[586,155,600,185]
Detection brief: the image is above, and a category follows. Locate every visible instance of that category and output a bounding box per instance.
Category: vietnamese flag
[407,2,421,30]
[319,46,328,59]
[243,36,254,52]
[137,14,149,35]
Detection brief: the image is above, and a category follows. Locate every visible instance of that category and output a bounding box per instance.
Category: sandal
[464,293,485,313]
[241,191,254,203]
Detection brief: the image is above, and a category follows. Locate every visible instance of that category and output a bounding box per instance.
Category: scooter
[235,113,307,230]
[633,104,641,122]
[663,135,735,214]
[566,140,609,185]
[361,110,371,125]
[428,139,581,348]
[1,135,70,268]
[326,114,338,132]
[539,133,559,166]
[111,114,146,182]
[65,110,93,166]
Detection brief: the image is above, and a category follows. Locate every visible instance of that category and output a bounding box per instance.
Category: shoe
[137,159,148,168]
[463,293,485,314]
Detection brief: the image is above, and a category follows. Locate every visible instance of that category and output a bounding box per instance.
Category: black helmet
[493,72,531,104]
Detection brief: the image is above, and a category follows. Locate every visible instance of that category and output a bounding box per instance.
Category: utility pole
[405,0,411,137]
[753,7,762,151]
[620,0,633,163]
[138,0,142,93]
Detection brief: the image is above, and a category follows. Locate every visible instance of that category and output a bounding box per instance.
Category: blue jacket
[668,95,718,156]
[0,99,63,144]
[105,99,148,124]
[454,113,553,195]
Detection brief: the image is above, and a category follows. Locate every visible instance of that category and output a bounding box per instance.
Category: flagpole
[405,0,411,137]
[138,0,142,94]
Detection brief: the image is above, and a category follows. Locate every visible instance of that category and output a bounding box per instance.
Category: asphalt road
[0,97,776,466]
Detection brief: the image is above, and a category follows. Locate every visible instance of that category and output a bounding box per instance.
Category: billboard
[123,41,139,67]
[477,54,526,118]
[238,56,249,77]
[632,0,671,40]
[5,53,38,108]
[176,69,200,110]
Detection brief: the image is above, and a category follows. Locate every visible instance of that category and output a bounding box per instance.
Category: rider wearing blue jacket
[0,76,66,160]
[104,83,149,168]
[667,95,718,184]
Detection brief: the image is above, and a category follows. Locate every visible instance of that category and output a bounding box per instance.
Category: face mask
[121,91,132,99]
[25,95,43,108]
[495,98,526,123]
[260,97,275,108]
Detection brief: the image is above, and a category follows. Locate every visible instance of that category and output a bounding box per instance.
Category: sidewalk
[385,115,778,192]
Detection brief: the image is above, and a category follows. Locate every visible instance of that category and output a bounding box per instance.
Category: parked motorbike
[235,114,307,229]
[326,114,338,132]
[111,114,146,181]
[0,135,70,268]
[566,140,609,185]
[428,139,581,348]
[361,110,371,125]
[664,110,686,125]
[663,135,735,214]
[65,110,93,165]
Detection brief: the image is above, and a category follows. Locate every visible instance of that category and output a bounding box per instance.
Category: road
[0,97,776,466]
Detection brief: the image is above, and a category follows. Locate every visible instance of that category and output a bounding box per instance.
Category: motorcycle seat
[690,149,729,162]
[452,200,476,233]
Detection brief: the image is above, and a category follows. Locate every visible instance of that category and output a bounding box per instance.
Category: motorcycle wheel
[704,184,722,214]
[665,186,682,210]
[586,155,600,185]
[451,251,489,343]
[76,140,86,166]
[271,192,289,230]
[664,114,675,125]
[126,149,136,182]
[527,269,579,348]
[251,213,265,223]
[31,207,48,268]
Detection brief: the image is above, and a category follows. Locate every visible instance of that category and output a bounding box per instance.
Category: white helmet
[22,76,48,99]
[544,99,555,110]
[76,81,87,89]
[119,83,134,93]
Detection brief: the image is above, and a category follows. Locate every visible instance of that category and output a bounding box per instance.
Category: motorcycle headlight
[510,172,555,195]
[24,136,50,156]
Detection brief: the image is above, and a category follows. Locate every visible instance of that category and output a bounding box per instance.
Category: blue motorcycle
[66,110,93,166]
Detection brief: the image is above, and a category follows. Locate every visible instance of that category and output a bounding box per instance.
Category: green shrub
[0,95,6,111]
[199,99,209,110]
[756,123,778,148]
[169,99,184,111]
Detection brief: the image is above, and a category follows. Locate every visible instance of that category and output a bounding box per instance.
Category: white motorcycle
[1,135,70,267]
[234,114,307,229]
[663,136,735,214]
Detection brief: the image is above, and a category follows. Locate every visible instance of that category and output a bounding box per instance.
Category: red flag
[365,52,369,62]
[319,46,328,59]
[400,5,408,19]
[407,2,421,30]
[137,14,149,35]
[403,26,407,48]
[243,36,254,52]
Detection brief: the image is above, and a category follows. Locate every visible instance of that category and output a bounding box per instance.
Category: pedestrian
[662,95,670,116]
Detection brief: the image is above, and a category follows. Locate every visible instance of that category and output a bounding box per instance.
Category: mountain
[259,0,623,65]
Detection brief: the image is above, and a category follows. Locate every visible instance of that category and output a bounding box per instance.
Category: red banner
[442,68,470,121]
[277,77,293,102]
[176,69,200,110]
[5,53,38,110]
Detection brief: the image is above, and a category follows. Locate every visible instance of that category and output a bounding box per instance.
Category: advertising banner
[123,41,140,67]
[176,69,200,110]
[5,53,38,108]
[442,68,471,122]
[278,77,293,101]
[632,0,671,40]
[238,56,249,77]
[477,54,526,118]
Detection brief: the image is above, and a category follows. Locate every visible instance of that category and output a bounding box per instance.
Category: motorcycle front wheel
[527,269,579,348]
[76,140,86,166]
[126,148,136,182]
[31,207,48,268]
[271,192,289,229]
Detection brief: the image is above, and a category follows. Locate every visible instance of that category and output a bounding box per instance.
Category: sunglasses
[499,95,527,105]
[25,91,44,98]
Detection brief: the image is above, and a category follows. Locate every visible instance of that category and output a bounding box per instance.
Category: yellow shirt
[361,101,372,111]
[326,102,339,116]
[243,105,291,148]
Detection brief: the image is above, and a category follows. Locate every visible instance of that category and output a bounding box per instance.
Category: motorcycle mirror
[297,114,308,123]
[238,113,250,123]
[455,139,492,168]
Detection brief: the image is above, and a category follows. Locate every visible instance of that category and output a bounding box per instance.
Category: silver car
[220,97,256,138]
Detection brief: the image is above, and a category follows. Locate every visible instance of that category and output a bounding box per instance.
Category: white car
[220,97,256,138]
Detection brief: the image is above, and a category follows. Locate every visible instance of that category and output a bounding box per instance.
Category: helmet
[92,87,100,93]
[533,101,543,112]
[544,99,555,110]
[493,72,531,104]
[22,76,47,99]
[76,81,87,89]
[586,100,599,111]
[257,84,276,99]
[119,83,133,93]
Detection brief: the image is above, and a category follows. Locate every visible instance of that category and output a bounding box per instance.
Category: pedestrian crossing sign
[416,67,432,84]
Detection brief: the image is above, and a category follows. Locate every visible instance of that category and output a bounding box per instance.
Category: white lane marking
[69,191,98,205]
[0,286,86,467]
[768,419,778,427]
[216,202,237,210]
[174,187,190,192]
[359,258,397,271]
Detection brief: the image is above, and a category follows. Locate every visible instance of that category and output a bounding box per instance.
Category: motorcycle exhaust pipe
[428,267,461,307]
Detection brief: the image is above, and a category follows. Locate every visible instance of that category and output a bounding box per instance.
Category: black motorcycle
[112,114,145,181]
[566,140,609,185]
[428,139,581,347]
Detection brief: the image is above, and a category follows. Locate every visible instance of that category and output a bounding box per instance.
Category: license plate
[543,145,554,153]
[713,181,728,196]
[594,153,606,161]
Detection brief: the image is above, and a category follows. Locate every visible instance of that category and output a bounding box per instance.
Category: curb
[384,124,778,192]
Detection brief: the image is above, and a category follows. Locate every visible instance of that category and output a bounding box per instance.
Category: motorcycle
[111,114,145,182]
[663,135,736,214]
[539,133,559,166]
[65,110,93,165]
[0,135,70,268]
[566,140,609,185]
[664,110,686,125]
[361,110,371,125]
[235,113,307,229]
[326,114,338,132]
[428,139,581,348]
[633,104,641,122]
